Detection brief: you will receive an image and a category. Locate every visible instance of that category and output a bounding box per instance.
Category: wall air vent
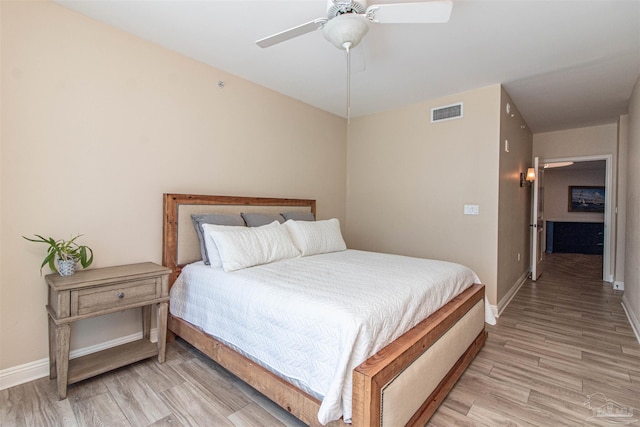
[431,102,463,123]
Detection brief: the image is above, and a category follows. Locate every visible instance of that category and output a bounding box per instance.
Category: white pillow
[208,223,300,272]
[202,223,247,269]
[284,218,347,256]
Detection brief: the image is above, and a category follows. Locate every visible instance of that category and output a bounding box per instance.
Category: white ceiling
[53,0,640,133]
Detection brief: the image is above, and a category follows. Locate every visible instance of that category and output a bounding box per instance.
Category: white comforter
[170,249,488,424]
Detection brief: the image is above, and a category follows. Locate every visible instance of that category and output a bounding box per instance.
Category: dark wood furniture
[546,221,604,254]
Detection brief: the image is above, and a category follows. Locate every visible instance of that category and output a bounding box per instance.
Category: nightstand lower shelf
[67,339,158,385]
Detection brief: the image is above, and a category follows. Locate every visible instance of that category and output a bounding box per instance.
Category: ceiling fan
[256,0,453,119]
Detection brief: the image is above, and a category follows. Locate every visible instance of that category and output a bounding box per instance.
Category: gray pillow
[191,213,245,264]
[241,212,285,227]
[281,211,315,221]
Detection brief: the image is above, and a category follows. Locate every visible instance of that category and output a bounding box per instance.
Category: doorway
[535,155,613,282]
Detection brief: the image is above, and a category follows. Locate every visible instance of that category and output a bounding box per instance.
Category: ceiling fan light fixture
[322,13,369,50]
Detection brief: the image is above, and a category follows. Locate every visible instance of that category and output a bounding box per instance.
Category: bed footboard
[352,283,486,427]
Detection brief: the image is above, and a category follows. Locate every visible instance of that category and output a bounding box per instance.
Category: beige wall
[496,88,533,309]
[346,85,501,304]
[0,1,347,370]
[623,75,640,337]
[533,124,618,160]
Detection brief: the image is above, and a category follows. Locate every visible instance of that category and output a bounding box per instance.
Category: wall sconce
[520,167,536,187]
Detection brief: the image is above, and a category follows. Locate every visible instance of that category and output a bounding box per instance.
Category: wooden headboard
[162,194,316,285]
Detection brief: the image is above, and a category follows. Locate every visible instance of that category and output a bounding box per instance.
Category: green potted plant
[23,234,94,276]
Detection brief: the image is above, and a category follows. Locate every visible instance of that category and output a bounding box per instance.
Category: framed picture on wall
[568,186,605,213]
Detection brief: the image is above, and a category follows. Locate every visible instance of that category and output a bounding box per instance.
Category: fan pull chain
[344,42,352,123]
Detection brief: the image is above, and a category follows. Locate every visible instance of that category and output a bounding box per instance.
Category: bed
[162,193,491,427]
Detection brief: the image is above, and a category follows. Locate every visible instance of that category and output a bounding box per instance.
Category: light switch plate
[464,204,479,215]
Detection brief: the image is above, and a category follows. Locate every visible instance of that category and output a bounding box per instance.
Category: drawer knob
[117,292,125,299]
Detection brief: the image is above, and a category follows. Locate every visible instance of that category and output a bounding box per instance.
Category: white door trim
[531,156,544,280]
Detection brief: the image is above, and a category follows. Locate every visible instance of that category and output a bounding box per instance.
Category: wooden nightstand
[45,262,171,400]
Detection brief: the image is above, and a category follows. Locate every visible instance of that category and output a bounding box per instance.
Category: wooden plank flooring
[429,253,639,427]
[2,253,639,426]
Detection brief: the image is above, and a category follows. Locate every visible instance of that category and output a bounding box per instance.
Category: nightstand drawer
[71,277,161,316]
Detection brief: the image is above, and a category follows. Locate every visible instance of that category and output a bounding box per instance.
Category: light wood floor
[430,253,640,427]
[2,254,639,426]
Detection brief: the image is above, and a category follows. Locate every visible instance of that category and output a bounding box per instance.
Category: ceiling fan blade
[366,1,453,24]
[256,17,328,48]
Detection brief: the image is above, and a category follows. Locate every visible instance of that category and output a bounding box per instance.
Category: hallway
[429,253,640,426]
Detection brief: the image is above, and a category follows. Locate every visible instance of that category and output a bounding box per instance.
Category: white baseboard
[614,280,624,291]
[489,303,499,319]
[621,295,640,345]
[0,328,158,391]
[495,269,530,318]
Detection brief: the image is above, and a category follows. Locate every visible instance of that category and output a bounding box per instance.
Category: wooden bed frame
[162,193,487,427]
